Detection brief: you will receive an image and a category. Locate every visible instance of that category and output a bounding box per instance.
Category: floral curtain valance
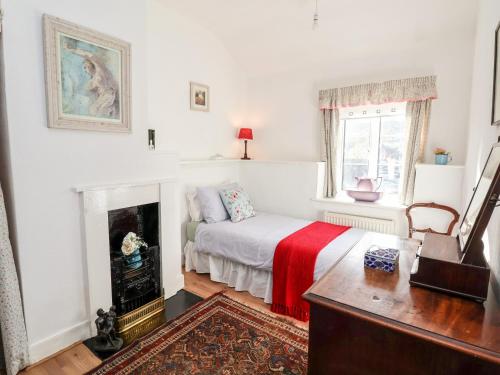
[319,76,437,110]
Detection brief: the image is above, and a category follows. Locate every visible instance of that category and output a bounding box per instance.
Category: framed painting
[190,82,209,112]
[492,21,500,126]
[43,15,131,132]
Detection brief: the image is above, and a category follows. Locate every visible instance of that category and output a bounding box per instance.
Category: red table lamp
[238,128,253,160]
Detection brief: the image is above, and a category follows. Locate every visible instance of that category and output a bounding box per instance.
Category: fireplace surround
[76,179,183,338]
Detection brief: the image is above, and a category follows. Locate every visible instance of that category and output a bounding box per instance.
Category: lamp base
[241,140,251,160]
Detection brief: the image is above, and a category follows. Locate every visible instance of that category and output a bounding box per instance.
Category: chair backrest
[405,202,460,238]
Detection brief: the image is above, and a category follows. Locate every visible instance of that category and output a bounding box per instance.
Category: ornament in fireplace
[89,306,123,354]
[121,232,147,269]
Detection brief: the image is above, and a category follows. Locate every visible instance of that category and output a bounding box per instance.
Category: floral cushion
[219,186,256,223]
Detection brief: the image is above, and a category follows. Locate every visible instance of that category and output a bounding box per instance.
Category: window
[340,103,406,195]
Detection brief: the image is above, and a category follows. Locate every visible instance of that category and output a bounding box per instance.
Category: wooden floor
[20,269,307,374]
[183,270,308,330]
[19,342,101,375]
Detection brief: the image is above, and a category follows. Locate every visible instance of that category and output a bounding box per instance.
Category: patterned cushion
[219,186,256,223]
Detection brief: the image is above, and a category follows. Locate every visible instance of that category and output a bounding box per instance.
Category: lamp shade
[238,128,253,140]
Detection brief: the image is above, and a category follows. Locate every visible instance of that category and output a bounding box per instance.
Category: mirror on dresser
[459,143,500,262]
[409,142,500,301]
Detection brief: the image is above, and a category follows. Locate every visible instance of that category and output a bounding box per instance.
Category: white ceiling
[160,0,478,77]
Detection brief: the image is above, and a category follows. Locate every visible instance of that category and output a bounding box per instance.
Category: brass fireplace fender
[116,295,165,346]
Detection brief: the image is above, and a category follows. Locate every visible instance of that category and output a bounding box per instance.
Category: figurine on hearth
[89,306,123,354]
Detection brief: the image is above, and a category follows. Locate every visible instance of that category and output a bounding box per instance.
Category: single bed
[184,212,364,304]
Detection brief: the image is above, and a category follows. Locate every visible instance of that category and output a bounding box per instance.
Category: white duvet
[193,212,364,281]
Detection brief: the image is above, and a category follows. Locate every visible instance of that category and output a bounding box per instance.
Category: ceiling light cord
[313,0,319,29]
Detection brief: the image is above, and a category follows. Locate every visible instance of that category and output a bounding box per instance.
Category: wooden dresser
[304,232,500,374]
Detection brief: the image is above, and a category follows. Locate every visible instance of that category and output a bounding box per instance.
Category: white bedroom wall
[1,0,175,362]
[1,0,248,362]
[239,161,321,220]
[463,0,500,296]
[246,18,477,164]
[147,0,247,160]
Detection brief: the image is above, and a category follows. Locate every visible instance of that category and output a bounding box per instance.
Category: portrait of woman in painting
[61,36,121,120]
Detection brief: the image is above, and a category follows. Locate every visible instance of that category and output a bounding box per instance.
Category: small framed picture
[190,82,209,112]
[492,22,500,126]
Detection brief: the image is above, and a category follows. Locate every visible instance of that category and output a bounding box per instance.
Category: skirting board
[28,273,184,364]
[28,320,90,364]
[164,273,185,299]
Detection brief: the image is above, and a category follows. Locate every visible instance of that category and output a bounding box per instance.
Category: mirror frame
[492,22,500,126]
[459,142,500,264]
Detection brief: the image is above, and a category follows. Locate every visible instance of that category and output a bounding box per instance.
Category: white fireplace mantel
[76,178,184,335]
[74,177,178,193]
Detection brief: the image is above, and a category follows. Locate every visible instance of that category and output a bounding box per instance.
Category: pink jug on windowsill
[355,177,383,192]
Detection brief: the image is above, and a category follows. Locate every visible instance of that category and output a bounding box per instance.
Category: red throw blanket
[271,221,350,321]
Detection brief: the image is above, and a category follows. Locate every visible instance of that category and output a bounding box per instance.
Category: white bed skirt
[184,240,273,304]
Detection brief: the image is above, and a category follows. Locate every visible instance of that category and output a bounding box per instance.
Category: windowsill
[415,163,465,169]
[311,193,406,211]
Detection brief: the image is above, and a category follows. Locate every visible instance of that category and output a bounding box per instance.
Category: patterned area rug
[88,293,308,375]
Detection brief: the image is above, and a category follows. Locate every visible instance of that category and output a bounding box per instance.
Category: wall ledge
[180,159,323,167]
[179,159,241,167]
[241,159,323,166]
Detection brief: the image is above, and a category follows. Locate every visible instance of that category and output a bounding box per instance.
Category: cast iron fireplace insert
[108,203,161,316]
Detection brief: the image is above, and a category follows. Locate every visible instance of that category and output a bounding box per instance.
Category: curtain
[319,76,436,199]
[400,99,432,205]
[0,334,5,375]
[320,108,340,197]
[0,184,29,375]
[319,76,437,110]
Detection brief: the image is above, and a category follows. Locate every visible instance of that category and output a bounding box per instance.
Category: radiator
[323,211,396,234]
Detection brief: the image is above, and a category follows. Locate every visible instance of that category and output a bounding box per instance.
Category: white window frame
[338,103,407,197]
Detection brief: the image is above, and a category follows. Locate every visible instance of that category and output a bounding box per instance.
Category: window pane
[342,119,371,190]
[377,116,405,194]
[343,164,369,189]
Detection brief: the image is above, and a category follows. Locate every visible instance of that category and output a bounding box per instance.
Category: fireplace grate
[110,245,161,316]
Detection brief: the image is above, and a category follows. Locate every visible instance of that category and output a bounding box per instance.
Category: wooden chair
[405,202,460,239]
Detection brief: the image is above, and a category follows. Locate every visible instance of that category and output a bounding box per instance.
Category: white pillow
[197,183,237,223]
[186,188,203,222]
